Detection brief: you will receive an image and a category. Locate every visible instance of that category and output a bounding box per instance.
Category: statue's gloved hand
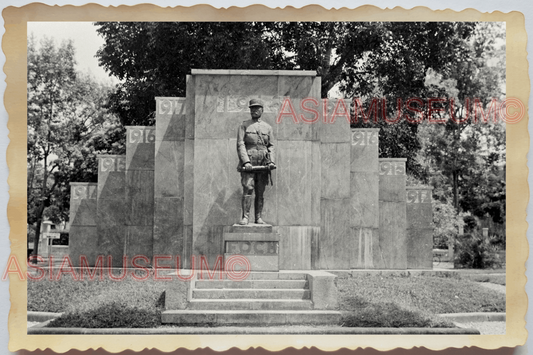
[268,162,277,170]
[243,162,253,171]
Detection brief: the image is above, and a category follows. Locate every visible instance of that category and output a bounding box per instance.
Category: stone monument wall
[68,69,434,271]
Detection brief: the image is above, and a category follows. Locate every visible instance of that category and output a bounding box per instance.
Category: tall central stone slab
[189,70,321,269]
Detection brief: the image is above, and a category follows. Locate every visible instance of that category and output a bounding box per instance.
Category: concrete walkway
[28,324,480,335]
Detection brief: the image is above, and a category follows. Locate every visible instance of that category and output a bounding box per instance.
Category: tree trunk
[452,169,459,210]
[31,202,46,263]
[32,146,49,263]
[451,120,460,211]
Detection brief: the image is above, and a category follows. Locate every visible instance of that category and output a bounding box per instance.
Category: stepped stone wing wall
[406,187,434,269]
[349,129,380,269]
[96,155,126,267]
[154,97,191,268]
[68,183,98,266]
[378,158,408,269]
[125,126,155,266]
[315,99,352,269]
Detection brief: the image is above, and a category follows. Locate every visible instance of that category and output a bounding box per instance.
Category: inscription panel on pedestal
[225,241,279,255]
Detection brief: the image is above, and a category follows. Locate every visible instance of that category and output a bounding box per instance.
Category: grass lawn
[28,272,505,328]
[336,274,505,328]
[28,273,183,328]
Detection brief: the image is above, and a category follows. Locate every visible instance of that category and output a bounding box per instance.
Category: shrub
[489,233,506,250]
[454,232,501,269]
[463,216,478,233]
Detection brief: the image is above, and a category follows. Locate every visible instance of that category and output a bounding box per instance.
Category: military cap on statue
[248,99,264,108]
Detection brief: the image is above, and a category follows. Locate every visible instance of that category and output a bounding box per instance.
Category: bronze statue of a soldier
[237,99,276,225]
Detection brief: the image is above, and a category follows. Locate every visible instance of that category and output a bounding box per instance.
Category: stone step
[194,279,308,289]
[161,310,341,326]
[194,272,308,281]
[248,272,308,280]
[187,299,314,310]
[193,288,311,300]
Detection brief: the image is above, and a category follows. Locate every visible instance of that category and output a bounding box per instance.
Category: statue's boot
[239,195,253,225]
[255,197,265,224]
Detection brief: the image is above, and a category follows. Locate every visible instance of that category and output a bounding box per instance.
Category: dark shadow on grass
[341,302,451,328]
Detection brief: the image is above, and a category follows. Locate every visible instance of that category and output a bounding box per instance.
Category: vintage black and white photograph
[3,5,525,350]
[24,19,508,335]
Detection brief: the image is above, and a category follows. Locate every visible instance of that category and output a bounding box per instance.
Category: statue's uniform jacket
[237,119,275,168]
[236,119,275,195]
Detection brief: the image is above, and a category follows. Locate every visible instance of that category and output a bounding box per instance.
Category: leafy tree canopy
[95,22,475,128]
[415,22,506,225]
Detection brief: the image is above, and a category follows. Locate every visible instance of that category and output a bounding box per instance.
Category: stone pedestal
[223,224,280,271]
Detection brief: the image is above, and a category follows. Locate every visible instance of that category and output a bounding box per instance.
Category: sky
[27,22,117,84]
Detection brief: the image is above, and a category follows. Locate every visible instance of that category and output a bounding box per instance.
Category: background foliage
[27,35,123,254]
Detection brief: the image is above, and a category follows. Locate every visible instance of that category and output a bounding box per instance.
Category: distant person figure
[236,99,276,225]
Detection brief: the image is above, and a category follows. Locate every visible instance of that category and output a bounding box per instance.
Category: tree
[345,22,477,176]
[27,35,122,259]
[432,198,464,249]
[415,22,505,225]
